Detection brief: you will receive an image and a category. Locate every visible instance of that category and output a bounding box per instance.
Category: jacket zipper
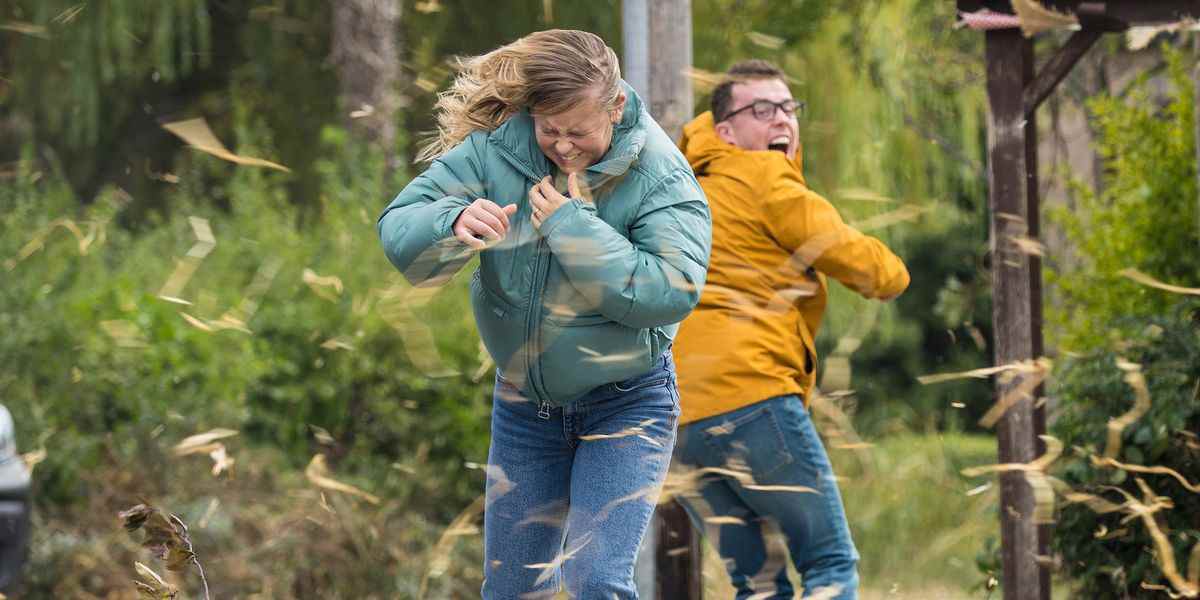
[526,237,552,419]
[489,141,556,418]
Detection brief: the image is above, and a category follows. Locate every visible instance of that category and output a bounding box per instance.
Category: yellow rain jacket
[674,112,910,425]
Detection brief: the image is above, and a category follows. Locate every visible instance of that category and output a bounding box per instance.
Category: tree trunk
[331,0,400,170]
[646,0,693,140]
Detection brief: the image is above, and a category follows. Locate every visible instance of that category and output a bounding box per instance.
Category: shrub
[1,122,492,521]
[1051,302,1200,598]
[1048,46,1199,352]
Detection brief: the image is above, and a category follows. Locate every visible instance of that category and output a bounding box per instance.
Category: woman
[378,30,711,598]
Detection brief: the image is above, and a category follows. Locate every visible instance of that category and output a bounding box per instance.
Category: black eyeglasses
[722,99,805,122]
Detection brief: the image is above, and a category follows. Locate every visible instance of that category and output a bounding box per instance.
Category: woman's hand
[453,199,519,250]
[529,173,582,230]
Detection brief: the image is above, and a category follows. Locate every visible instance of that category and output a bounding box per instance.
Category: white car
[0,405,30,593]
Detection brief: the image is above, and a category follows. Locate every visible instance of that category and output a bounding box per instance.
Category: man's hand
[529,173,582,230]
[453,199,519,250]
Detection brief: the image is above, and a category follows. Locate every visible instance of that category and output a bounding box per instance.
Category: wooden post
[1194,59,1199,251]
[655,499,704,599]
[985,29,1050,600]
[624,0,701,596]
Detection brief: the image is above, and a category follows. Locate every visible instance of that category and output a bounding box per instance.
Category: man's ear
[610,92,627,123]
[715,121,737,147]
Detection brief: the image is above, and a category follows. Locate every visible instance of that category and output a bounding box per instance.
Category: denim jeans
[674,395,859,599]
[482,352,680,599]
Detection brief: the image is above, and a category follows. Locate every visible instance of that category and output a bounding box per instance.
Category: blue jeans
[674,395,859,599]
[482,353,680,599]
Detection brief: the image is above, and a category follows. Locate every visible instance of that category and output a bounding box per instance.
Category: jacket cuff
[540,198,594,239]
[434,197,472,240]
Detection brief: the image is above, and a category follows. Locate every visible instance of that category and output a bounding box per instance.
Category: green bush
[1050,302,1200,598]
[1,122,492,520]
[1049,47,1199,351]
[1044,44,1200,598]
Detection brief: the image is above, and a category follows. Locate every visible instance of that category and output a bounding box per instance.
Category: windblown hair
[418,29,622,161]
[711,59,786,122]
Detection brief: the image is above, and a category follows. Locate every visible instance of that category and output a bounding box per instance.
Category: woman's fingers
[476,199,512,230]
[567,172,581,199]
[470,207,506,239]
[454,222,488,249]
[537,177,561,200]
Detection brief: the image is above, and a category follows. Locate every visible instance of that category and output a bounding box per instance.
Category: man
[672,60,910,599]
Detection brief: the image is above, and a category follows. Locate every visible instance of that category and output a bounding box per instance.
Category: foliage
[836,208,994,434]
[1049,46,1200,351]
[22,444,485,599]
[775,0,992,435]
[0,118,492,521]
[837,433,998,592]
[1041,45,1200,597]
[1050,302,1200,599]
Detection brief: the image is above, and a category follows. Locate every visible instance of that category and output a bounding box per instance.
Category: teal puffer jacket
[378,83,711,409]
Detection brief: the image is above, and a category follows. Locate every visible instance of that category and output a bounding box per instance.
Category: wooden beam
[655,500,703,599]
[959,1,1200,25]
[985,28,1050,600]
[1023,29,1102,118]
[1053,0,1200,24]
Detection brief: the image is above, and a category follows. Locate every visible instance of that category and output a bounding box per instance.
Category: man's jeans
[482,353,679,599]
[674,394,859,599]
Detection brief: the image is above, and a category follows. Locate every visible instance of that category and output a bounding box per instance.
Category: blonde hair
[418,29,622,162]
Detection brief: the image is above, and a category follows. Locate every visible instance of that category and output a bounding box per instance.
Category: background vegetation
[1,1,1197,597]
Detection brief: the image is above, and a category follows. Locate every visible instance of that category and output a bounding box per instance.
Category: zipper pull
[537,401,551,420]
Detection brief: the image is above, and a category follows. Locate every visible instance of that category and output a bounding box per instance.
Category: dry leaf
[305,454,381,504]
[134,561,178,599]
[173,429,238,456]
[302,268,344,302]
[1105,360,1151,459]
[1120,268,1200,296]
[20,448,46,473]
[1011,0,1078,37]
[162,118,290,172]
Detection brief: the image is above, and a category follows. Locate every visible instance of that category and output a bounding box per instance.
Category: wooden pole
[655,499,704,599]
[625,0,701,596]
[985,28,1050,600]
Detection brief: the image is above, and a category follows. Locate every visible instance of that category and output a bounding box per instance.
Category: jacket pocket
[612,373,669,393]
[796,318,817,376]
[537,318,653,402]
[470,271,527,387]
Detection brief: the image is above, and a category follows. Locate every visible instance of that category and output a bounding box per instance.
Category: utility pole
[623,0,699,596]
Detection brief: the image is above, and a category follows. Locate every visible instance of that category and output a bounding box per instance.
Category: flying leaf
[134,562,178,599]
[162,118,290,172]
[305,454,381,504]
[173,429,239,456]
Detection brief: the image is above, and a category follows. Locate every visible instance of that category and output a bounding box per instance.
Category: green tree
[1049,47,1199,351]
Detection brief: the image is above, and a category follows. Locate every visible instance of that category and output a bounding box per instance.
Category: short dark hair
[710,59,786,122]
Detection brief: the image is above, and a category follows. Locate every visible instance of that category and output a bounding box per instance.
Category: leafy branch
[119,502,211,600]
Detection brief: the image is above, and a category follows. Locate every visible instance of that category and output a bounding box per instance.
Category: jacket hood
[679,111,805,185]
[488,80,648,187]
